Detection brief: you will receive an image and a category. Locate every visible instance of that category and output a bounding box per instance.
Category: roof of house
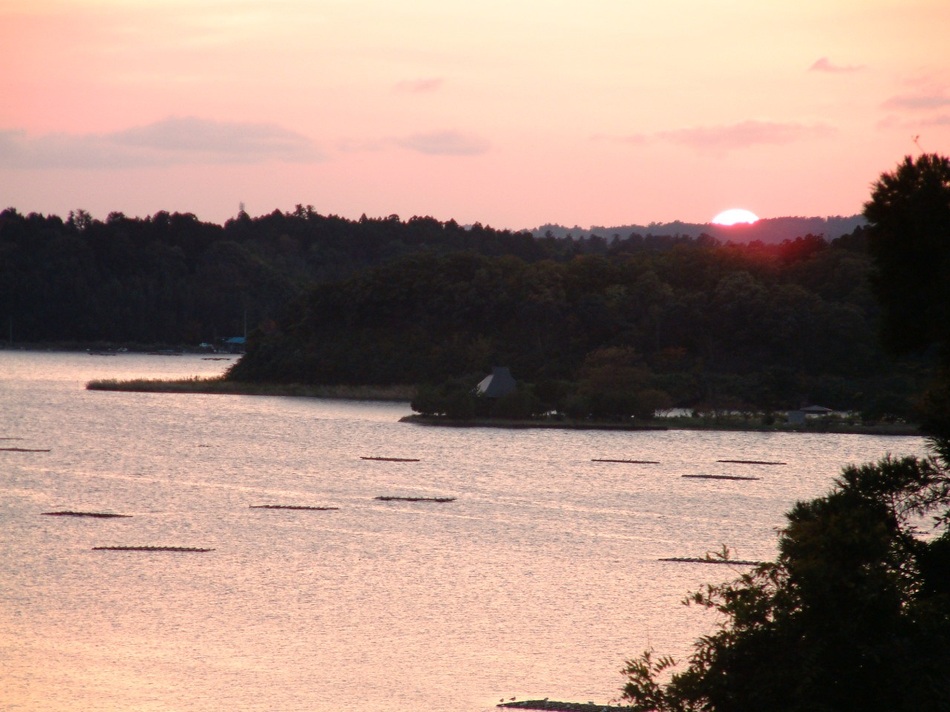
[476,367,516,398]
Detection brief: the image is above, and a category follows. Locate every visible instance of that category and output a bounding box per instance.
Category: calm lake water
[0,351,929,711]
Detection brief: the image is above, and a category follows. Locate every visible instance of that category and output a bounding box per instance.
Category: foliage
[0,202,929,417]
[863,153,950,360]
[621,154,950,711]
[229,241,921,417]
[864,153,950,450]
[622,456,950,712]
[0,207,544,345]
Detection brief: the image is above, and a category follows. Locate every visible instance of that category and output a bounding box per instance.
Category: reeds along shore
[85,377,415,401]
[83,378,920,435]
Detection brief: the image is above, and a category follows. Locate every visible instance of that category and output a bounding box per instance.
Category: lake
[0,350,929,711]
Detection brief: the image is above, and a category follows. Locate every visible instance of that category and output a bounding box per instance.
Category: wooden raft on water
[92,546,213,552]
[591,458,660,464]
[361,456,420,462]
[660,556,763,566]
[250,505,339,511]
[42,511,130,518]
[499,701,627,712]
[682,474,761,481]
[375,496,455,503]
[717,459,786,465]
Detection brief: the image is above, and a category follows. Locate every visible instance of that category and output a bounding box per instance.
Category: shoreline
[85,377,416,402]
[401,414,919,436]
[84,377,921,436]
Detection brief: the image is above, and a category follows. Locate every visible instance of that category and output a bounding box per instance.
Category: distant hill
[533,215,866,244]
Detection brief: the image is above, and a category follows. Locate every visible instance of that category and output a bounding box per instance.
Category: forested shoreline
[229,229,924,420]
[0,205,924,420]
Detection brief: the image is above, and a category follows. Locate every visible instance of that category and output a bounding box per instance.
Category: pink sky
[2,0,949,230]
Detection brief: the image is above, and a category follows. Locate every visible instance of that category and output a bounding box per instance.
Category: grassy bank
[402,413,920,436]
[85,377,415,401]
[85,378,921,435]
[401,414,668,431]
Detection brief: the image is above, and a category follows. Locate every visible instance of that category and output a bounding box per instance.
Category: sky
[2,0,949,230]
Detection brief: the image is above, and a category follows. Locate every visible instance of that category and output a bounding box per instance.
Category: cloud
[595,121,835,153]
[876,113,950,131]
[395,77,444,93]
[592,133,649,145]
[655,120,836,151]
[395,130,490,156]
[0,117,323,169]
[809,57,865,73]
[883,90,950,111]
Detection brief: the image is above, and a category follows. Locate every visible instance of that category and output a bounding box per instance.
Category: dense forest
[0,206,551,345]
[227,229,924,419]
[0,204,923,418]
[614,153,950,712]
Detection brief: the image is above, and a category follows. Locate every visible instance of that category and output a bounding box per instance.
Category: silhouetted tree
[864,153,950,360]
[619,154,950,712]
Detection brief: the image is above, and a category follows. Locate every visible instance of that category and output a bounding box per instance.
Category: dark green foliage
[229,238,920,416]
[490,387,544,420]
[410,377,482,419]
[864,154,950,451]
[0,202,927,417]
[622,456,950,712]
[621,154,950,712]
[864,154,950,360]
[0,206,543,346]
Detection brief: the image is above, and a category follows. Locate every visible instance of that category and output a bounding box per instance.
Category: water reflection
[0,352,929,711]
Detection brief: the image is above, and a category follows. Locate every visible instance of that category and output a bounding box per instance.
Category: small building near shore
[220,336,246,354]
[788,404,834,425]
[476,367,516,398]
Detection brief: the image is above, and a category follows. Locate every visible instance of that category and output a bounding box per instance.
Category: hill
[227,235,923,419]
[534,215,866,244]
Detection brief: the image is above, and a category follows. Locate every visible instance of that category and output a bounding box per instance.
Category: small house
[221,336,246,354]
[788,404,834,425]
[476,367,516,398]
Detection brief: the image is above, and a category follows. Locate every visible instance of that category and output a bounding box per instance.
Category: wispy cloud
[876,113,950,131]
[395,130,490,156]
[592,133,648,145]
[395,77,444,94]
[0,117,323,169]
[809,57,865,73]
[657,121,835,150]
[596,120,835,153]
[883,90,950,111]
[335,129,490,156]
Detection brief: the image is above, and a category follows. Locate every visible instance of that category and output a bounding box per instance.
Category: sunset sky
[3,0,949,230]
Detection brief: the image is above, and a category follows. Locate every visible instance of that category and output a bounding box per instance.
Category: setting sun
[712,208,760,225]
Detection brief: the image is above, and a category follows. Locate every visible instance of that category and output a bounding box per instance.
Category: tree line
[3,204,740,348]
[0,200,924,418]
[0,206,558,346]
[619,154,950,711]
[227,228,924,420]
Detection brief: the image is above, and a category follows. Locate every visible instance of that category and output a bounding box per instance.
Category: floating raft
[361,456,420,462]
[717,459,786,465]
[660,557,762,566]
[682,474,761,481]
[375,496,455,503]
[249,505,339,511]
[1,447,50,452]
[499,701,626,712]
[42,511,130,518]
[592,458,660,464]
[92,546,213,552]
